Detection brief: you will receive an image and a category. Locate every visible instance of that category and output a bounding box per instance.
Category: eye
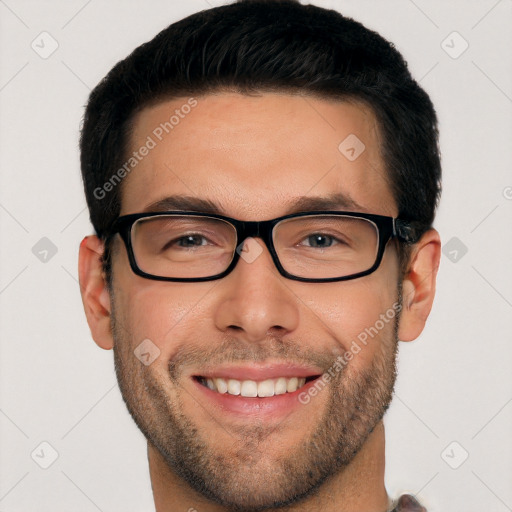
[160,233,213,252]
[300,233,341,248]
[174,234,209,248]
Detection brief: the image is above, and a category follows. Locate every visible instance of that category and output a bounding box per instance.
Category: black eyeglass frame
[109,210,419,283]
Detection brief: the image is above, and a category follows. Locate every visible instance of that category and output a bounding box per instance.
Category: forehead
[120,93,396,219]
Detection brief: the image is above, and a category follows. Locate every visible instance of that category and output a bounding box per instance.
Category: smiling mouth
[194,375,319,397]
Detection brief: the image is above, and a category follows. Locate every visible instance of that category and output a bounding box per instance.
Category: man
[78,1,441,510]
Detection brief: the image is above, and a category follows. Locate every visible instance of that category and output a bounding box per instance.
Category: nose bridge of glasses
[233,219,277,260]
[228,220,275,270]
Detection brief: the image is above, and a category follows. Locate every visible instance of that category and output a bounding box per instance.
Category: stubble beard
[111,294,400,512]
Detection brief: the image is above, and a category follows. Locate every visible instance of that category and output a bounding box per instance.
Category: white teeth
[214,378,228,394]
[201,376,311,396]
[227,379,241,395]
[275,377,287,395]
[241,380,258,397]
[257,379,275,397]
[287,377,298,392]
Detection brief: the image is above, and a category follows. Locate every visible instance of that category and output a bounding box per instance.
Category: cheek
[114,268,217,356]
[296,268,399,367]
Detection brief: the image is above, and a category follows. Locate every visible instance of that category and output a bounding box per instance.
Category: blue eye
[301,233,342,248]
[308,234,333,247]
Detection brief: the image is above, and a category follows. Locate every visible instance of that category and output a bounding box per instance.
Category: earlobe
[398,229,441,342]
[78,235,114,350]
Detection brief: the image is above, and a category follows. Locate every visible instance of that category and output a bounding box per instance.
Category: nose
[213,237,300,343]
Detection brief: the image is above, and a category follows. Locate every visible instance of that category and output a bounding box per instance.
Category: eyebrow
[142,193,368,216]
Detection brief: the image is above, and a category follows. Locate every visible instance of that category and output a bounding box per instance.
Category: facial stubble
[111,292,400,512]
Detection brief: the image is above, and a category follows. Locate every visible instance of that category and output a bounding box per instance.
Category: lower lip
[192,377,322,420]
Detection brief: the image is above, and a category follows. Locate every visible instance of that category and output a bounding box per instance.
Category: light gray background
[1,1,511,511]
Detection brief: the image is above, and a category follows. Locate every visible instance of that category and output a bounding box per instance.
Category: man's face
[110,93,402,509]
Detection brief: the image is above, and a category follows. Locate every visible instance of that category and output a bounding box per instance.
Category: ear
[78,235,114,350]
[398,229,441,342]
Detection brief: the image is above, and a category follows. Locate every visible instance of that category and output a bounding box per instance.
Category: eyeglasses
[109,211,418,283]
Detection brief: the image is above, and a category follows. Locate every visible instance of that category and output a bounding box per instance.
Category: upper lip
[193,362,323,381]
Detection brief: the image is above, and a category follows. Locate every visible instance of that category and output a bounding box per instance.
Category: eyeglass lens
[130,214,379,280]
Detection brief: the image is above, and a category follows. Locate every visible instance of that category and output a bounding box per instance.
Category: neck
[149,420,390,512]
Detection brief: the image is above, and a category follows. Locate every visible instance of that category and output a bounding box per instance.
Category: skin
[79,93,440,512]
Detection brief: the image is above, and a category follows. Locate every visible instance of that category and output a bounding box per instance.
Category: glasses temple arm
[393,219,424,244]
